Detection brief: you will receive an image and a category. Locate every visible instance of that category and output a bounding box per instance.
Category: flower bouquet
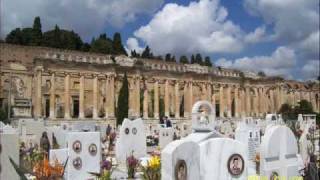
[126,153,139,179]
[141,155,161,180]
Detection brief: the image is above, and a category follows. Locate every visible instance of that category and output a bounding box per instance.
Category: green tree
[81,43,91,52]
[190,54,196,64]
[131,50,140,58]
[294,100,314,115]
[195,53,203,65]
[90,33,113,54]
[31,16,42,46]
[6,28,23,44]
[204,56,212,67]
[179,55,189,64]
[116,73,129,125]
[165,53,172,62]
[258,71,266,77]
[112,32,127,55]
[278,103,296,120]
[141,46,153,59]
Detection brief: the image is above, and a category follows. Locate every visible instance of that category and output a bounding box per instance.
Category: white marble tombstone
[191,101,215,132]
[115,118,147,163]
[221,121,234,136]
[199,138,248,180]
[159,127,174,149]
[260,125,300,179]
[162,140,200,180]
[46,126,68,148]
[0,131,20,180]
[67,132,101,180]
[235,120,261,161]
[18,118,45,145]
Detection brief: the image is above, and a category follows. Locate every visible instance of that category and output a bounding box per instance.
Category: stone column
[226,86,232,117]
[207,84,212,102]
[106,75,115,118]
[136,77,141,117]
[64,73,71,119]
[183,82,189,117]
[92,75,98,119]
[219,85,224,117]
[240,89,246,117]
[175,81,180,118]
[234,87,239,118]
[189,82,193,114]
[154,80,159,118]
[49,73,55,119]
[79,75,85,119]
[35,67,42,118]
[254,88,259,117]
[269,89,274,113]
[164,80,170,117]
[143,83,148,119]
[246,87,251,116]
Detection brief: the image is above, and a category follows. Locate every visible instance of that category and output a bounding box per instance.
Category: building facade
[1,43,319,124]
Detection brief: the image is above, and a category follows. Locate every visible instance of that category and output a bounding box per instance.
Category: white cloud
[216,46,297,78]
[1,0,163,40]
[243,0,319,59]
[126,37,144,54]
[132,0,246,55]
[301,60,320,80]
[244,26,268,43]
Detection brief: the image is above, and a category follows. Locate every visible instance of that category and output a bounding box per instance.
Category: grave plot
[115,118,147,163]
[260,125,301,179]
[0,131,20,180]
[159,127,174,149]
[66,132,101,180]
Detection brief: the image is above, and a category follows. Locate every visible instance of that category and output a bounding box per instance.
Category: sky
[1,0,319,80]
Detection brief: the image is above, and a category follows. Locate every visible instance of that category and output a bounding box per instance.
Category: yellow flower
[148,156,160,169]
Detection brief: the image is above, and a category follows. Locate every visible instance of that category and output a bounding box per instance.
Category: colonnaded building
[1,43,319,125]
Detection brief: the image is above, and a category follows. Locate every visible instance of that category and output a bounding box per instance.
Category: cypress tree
[195,53,203,65]
[190,54,196,64]
[31,16,42,45]
[204,56,212,67]
[165,53,172,62]
[112,32,127,55]
[116,73,129,126]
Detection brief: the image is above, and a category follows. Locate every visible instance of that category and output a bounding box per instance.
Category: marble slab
[115,118,146,163]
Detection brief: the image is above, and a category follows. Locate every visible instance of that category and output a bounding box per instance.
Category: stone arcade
[1,43,319,127]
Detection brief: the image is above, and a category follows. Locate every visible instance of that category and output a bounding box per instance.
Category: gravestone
[191,101,215,132]
[67,132,101,180]
[162,140,200,180]
[199,138,248,180]
[220,121,234,136]
[115,118,147,163]
[46,126,68,148]
[235,120,261,161]
[0,131,20,180]
[298,125,314,165]
[159,127,174,149]
[260,125,300,179]
[18,118,45,145]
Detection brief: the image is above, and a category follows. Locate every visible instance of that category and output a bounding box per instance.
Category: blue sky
[1,0,319,80]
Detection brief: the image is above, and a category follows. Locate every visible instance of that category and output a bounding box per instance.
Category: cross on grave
[260,125,300,178]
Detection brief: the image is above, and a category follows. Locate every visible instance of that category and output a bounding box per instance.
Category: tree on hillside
[258,71,266,77]
[165,53,172,62]
[131,50,140,58]
[190,54,196,64]
[112,32,127,55]
[179,55,189,64]
[141,46,153,59]
[195,53,203,65]
[116,73,129,126]
[31,16,42,46]
[90,33,113,54]
[6,28,23,44]
[204,56,212,67]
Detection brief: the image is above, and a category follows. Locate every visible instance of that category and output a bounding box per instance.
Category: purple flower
[101,159,112,170]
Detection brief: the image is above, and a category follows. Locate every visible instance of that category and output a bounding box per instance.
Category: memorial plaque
[175,160,187,180]
[227,154,245,176]
[72,157,82,170]
[72,140,82,153]
[88,143,97,156]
